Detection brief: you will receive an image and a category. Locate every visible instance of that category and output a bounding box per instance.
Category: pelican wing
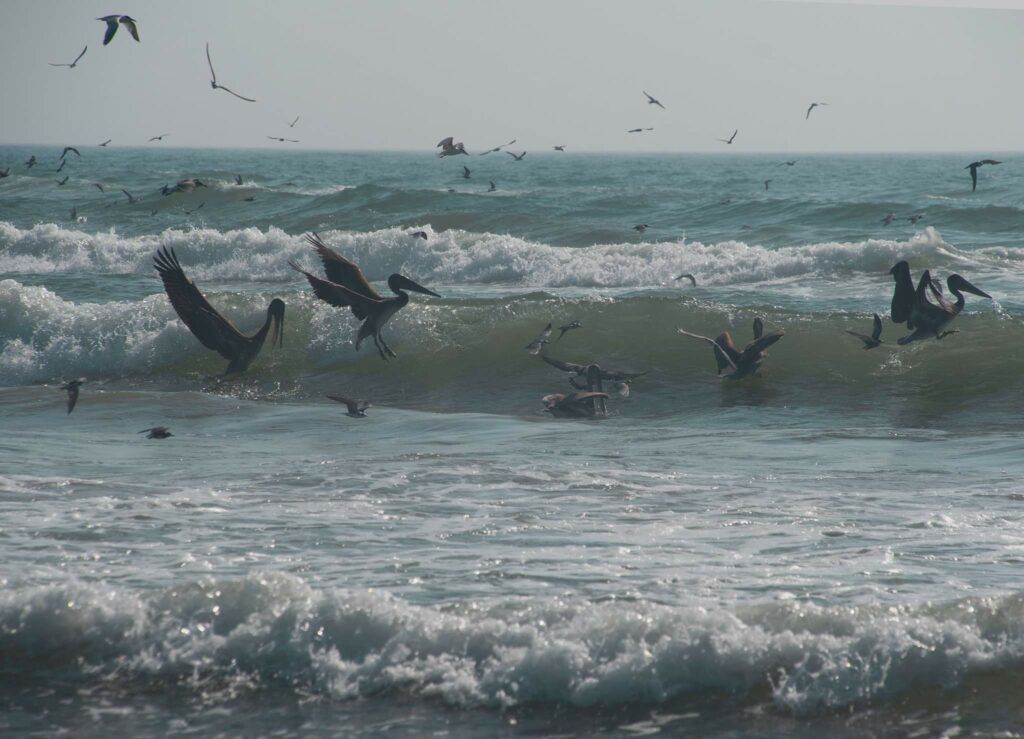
[153,247,247,360]
[437,137,454,149]
[327,395,361,414]
[677,329,738,371]
[304,233,381,302]
[289,261,383,319]
[871,313,883,342]
[740,332,784,361]
[541,356,586,374]
[890,262,916,327]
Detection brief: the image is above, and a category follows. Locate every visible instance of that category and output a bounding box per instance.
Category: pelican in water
[845,313,884,349]
[541,356,646,386]
[543,391,609,419]
[678,317,783,379]
[153,247,284,374]
[139,426,172,439]
[289,233,441,360]
[62,378,85,414]
[327,395,370,418]
[889,261,990,344]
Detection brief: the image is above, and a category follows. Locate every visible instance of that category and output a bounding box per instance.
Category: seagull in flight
[60,146,81,160]
[908,213,924,225]
[881,212,896,226]
[98,15,139,45]
[675,273,697,286]
[479,139,516,155]
[327,395,371,418]
[806,102,827,120]
[57,176,69,186]
[553,145,566,151]
[627,128,654,133]
[288,115,300,128]
[267,136,299,143]
[121,188,136,203]
[149,134,169,142]
[462,166,471,179]
[206,43,256,102]
[98,139,112,147]
[779,160,796,166]
[506,151,527,161]
[139,426,173,439]
[643,90,665,109]
[965,159,1001,192]
[50,46,87,68]
[718,129,738,145]
[525,323,553,355]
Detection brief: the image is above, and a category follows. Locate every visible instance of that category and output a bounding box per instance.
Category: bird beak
[402,277,441,298]
[956,277,991,299]
[272,314,284,348]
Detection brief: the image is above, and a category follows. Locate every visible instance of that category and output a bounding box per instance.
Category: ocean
[2,145,1024,736]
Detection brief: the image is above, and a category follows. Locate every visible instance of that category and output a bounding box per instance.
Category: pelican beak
[271,313,284,348]
[401,277,441,298]
[956,277,991,299]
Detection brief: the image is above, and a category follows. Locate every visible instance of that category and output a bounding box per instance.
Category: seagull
[478,139,516,155]
[675,273,697,286]
[149,134,169,142]
[437,137,468,157]
[718,129,738,145]
[634,224,649,232]
[93,183,104,192]
[881,212,896,226]
[327,395,370,418]
[99,139,111,147]
[288,115,300,128]
[908,213,924,225]
[59,146,80,160]
[139,427,173,439]
[25,156,36,169]
[462,166,471,179]
[557,321,582,341]
[526,323,553,355]
[488,181,496,192]
[267,136,299,143]
[507,151,527,161]
[206,43,256,102]
[806,102,827,120]
[845,313,884,349]
[779,160,797,166]
[965,159,1001,192]
[98,15,139,45]
[627,128,654,133]
[50,46,87,68]
[553,145,566,151]
[62,379,85,413]
[764,179,772,191]
[57,176,68,186]
[643,91,665,109]
[121,188,135,203]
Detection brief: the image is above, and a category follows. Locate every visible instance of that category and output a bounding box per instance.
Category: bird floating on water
[206,43,255,102]
[557,321,582,341]
[507,151,527,161]
[437,137,468,157]
[327,395,370,418]
[965,159,1001,192]
[718,129,738,145]
[889,261,990,344]
[678,317,784,380]
[62,379,85,413]
[154,247,285,374]
[289,232,440,361]
[675,273,697,286]
[525,323,552,355]
[908,213,924,225]
[50,46,87,68]
[845,313,884,349]
[806,102,827,120]
[643,90,665,109]
[139,426,172,439]
[98,15,139,45]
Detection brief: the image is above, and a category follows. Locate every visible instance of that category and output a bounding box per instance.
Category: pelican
[889,261,990,344]
[675,273,697,286]
[678,317,783,379]
[541,356,646,385]
[507,151,527,161]
[289,232,440,361]
[50,46,87,68]
[845,313,884,349]
[98,15,139,45]
[62,378,85,414]
[327,395,370,418]
[206,43,256,102]
[718,129,738,145]
[162,178,206,195]
[557,321,582,341]
[525,323,552,355]
[543,391,609,419]
[806,102,827,119]
[437,137,468,157]
[139,427,172,439]
[153,247,284,374]
[965,159,1001,192]
[643,90,665,109]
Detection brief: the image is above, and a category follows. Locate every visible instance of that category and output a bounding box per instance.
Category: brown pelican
[889,261,991,344]
[50,46,88,68]
[437,137,468,157]
[98,15,139,45]
[678,317,783,379]
[327,395,370,418]
[806,102,827,120]
[542,391,609,419]
[289,233,440,360]
[675,273,697,286]
[507,151,527,161]
[718,129,738,145]
[643,90,665,109]
[525,323,552,355]
[153,247,284,374]
[541,356,646,386]
[206,43,256,102]
[557,321,582,341]
[965,159,1001,192]
[845,313,884,349]
[139,427,172,439]
[62,379,85,413]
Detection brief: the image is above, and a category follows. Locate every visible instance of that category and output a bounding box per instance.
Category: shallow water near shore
[2,146,1024,736]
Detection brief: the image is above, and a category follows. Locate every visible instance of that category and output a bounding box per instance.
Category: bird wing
[541,355,586,374]
[121,189,134,202]
[289,260,382,319]
[290,116,300,127]
[216,85,256,102]
[73,46,88,64]
[805,104,813,119]
[506,151,516,158]
[980,159,1001,166]
[752,316,764,340]
[153,247,247,360]
[101,17,118,45]
[844,329,873,343]
[890,262,915,327]
[741,332,784,362]
[304,233,381,302]
[569,392,610,401]
[66,385,79,413]
[205,43,217,83]
[120,16,140,42]
[871,313,883,342]
[326,395,360,414]
[969,166,977,190]
[675,273,696,286]
[437,136,454,148]
[677,329,738,371]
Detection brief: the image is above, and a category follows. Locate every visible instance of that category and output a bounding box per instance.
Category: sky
[1,0,1022,153]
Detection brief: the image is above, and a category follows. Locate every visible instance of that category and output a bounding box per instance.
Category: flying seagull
[98,139,111,147]
[98,15,139,45]
[675,273,697,286]
[526,323,553,355]
[327,395,370,418]
[206,43,256,102]
[507,151,527,161]
[149,134,169,141]
[806,102,827,120]
[881,212,896,226]
[643,90,665,109]
[462,166,471,179]
[718,129,738,145]
[62,379,85,414]
[437,137,468,157]
[56,160,67,173]
[478,138,516,155]
[908,213,924,225]
[965,159,1001,192]
[845,313,884,349]
[553,145,566,151]
[25,156,36,168]
[50,46,88,68]
[267,136,299,143]
[288,116,300,128]
[93,183,104,192]
[627,128,654,133]
[139,426,173,439]
[60,146,81,160]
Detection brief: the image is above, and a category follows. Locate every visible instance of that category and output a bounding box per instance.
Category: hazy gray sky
[1,0,1022,152]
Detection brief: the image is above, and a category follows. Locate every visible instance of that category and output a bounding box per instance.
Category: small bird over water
[643,90,666,109]
[627,128,654,133]
[99,139,111,147]
[149,134,170,142]
[675,273,697,286]
[718,129,738,145]
[507,151,527,161]
[478,139,516,155]
[139,427,172,439]
[267,136,299,143]
[327,395,370,418]
[50,46,88,68]
[60,147,81,160]
[62,379,85,413]
[25,156,37,168]
[462,166,471,179]
[553,145,566,151]
[806,102,827,120]
[845,313,884,349]
[98,15,139,45]
[557,321,582,341]
[206,43,256,102]
[526,323,553,355]
[965,159,1001,192]
[437,137,468,157]
[764,179,772,191]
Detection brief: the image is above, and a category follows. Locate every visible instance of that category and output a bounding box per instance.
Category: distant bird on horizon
[206,43,256,102]
[98,15,139,45]
[965,159,1001,192]
[881,212,896,226]
[438,137,468,157]
[675,273,697,287]
[121,188,135,203]
[643,90,666,109]
[98,139,111,147]
[553,145,566,151]
[267,136,299,143]
[764,179,772,191]
[149,134,169,142]
[779,160,797,166]
[526,323,553,355]
[288,115,300,128]
[627,128,654,133]
[327,395,370,418]
[507,151,527,161]
[633,224,649,232]
[718,129,738,145]
[479,138,516,155]
[557,321,582,341]
[25,156,36,169]
[488,181,496,192]
[845,313,884,349]
[62,379,85,414]
[49,46,87,68]
[462,166,471,179]
[139,426,173,439]
[60,147,81,160]
[57,176,68,186]
[806,102,827,120]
